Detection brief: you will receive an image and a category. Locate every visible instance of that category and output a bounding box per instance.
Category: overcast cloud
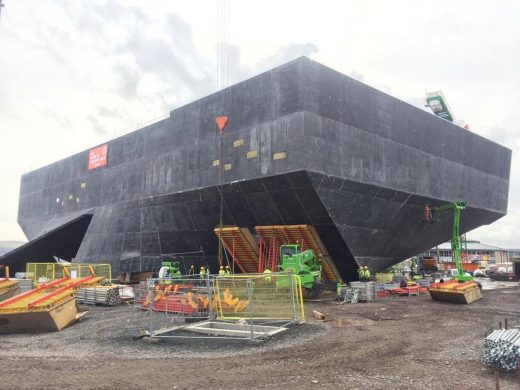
[0,0,519,249]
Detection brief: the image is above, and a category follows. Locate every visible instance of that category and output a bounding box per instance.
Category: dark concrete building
[1,57,511,280]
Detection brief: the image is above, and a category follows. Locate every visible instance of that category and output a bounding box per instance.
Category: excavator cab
[279,244,321,289]
[161,261,182,278]
[280,244,299,258]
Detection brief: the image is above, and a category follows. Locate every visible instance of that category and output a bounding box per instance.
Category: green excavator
[159,261,182,279]
[277,244,339,298]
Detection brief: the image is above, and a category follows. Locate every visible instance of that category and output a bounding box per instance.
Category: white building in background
[422,240,510,265]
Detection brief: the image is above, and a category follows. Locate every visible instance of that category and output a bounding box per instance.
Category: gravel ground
[2,281,520,389]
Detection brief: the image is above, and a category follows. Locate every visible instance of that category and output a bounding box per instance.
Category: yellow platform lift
[425,202,483,304]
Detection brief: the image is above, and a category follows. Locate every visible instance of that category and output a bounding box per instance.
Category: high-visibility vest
[263,269,272,282]
[200,269,206,278]
[219,269,225,276]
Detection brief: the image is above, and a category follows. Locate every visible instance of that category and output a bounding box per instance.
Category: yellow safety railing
[25,263,112,283]
[213,273,304,322]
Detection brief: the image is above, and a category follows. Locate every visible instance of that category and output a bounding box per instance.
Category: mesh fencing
[25,263,112,282]
[213,273,304,322]
[134,276,212,332]
[135,273,304,338]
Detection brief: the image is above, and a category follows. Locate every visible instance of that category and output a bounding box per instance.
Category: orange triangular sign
[216,116,229,133]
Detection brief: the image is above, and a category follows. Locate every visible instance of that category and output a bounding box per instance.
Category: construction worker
[357,266,364,281]
[225,265,231,275]
[424,204,433,223]
[189,265,195,275]
[336,282,343,301]
[263,267,272,283]
[158,265,169,279]
[199,266,206,279]
[219,265,225,276]
[363,266,371,281]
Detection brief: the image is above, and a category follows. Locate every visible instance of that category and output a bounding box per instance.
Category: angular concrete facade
[3,57,511,280]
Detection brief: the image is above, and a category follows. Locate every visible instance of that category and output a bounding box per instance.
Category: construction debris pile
[483,328,520,371]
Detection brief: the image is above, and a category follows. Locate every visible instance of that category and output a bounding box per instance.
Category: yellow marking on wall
[273,152,287,160]
[212,159,220,167]
[224,163,232,171]
[75,197,80,203]
[247,150,258,159]
[233,139,244,147]
[68,195,73,200]
[80,182,86,188]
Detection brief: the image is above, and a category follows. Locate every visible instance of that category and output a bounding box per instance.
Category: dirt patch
[2,285,520,389]
[332,314,376,326]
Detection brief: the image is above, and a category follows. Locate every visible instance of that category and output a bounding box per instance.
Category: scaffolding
[136,273,304,340]
[255,225,342,282]
[213,227,259,273]
[214,225,342,284]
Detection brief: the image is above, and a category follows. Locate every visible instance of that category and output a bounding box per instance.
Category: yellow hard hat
[200,266,205,269]
[364,266,368,269]
[191,265,194,268]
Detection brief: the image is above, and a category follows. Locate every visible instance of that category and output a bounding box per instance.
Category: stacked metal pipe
[483,328,520,371]
[76,286,122,306]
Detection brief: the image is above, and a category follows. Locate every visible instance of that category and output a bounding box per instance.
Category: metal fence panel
[134,276,212,333]
[213,273,304,322]
[136,273,304,339]
[25,263,112,282]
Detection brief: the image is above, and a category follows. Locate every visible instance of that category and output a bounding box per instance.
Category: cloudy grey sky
[0,0,519,247]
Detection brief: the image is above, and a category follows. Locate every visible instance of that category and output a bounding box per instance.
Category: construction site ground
[2,280,520,389]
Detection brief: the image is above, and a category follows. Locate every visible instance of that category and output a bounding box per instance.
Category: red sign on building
[88,144,108,170]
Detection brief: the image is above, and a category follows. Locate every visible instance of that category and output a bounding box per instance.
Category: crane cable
[216,0,230,267]
[216,0,230,91]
